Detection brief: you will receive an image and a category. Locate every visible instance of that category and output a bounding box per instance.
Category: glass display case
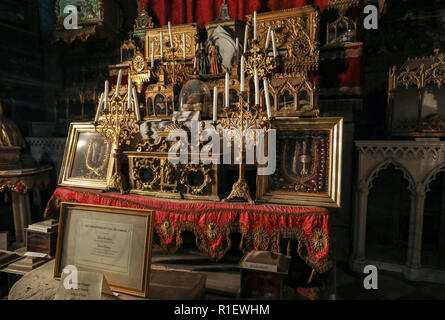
[179,79,212,119]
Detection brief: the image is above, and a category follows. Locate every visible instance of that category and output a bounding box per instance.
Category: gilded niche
[272,131,329,193]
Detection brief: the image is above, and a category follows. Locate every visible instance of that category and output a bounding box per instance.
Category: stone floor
[152,249,445,300]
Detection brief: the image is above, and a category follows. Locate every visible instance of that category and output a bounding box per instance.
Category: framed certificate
[54,203,155,297]
[58,123,113,189]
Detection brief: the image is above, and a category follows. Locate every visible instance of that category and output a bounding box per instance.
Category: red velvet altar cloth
[44,187,332,273]
[140,0,329,27]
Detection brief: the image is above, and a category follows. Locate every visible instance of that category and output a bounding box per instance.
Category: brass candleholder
[221,91,271,204]
[94,88,141,194]
[244,39,276,80]
[153,45,192,84]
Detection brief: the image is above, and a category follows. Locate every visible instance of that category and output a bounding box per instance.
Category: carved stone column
[11,192,31,247]
[406,184,425,279]
[351,180,369,272]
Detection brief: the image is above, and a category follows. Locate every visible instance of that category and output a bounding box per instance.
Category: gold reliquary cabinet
[246,6,320,73]
[144,81,180,120]
[260,74,319,118]
[207,77,251,118]
[145,23,199,61]
[388,49,445,137]
[124,123,223,201]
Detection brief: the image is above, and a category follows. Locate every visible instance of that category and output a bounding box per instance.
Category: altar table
[44,187,332,273]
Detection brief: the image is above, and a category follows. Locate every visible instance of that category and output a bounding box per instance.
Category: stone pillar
[351,180,369,272]
[406,184,425,279]
[11,192,31,247]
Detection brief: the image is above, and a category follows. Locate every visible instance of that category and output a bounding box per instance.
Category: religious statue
[196,43,208,75]
[0,102,26,148]
[208,40,223,74]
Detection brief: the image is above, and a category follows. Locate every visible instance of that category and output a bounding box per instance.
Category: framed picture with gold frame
[256,117,343,207]
[58,122,113,189]
[54,202,155,298]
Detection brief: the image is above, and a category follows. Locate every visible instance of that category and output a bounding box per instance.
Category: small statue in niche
[196,43,208,75]
[207,40,223,74]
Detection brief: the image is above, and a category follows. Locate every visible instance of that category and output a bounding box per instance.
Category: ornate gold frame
[54,202,154,298]
[256,117,343,207]
[58,122,113,190]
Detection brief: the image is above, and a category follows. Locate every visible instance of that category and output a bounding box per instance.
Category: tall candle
[94,92,104,122]
[240,57,245,92]
[271,30,277,58]
[193,56,197,69]
[151,41,155,67]
[104,80,109,110]
[127,75,132,109]
[235,37,239,59]
[243,25,248,53]
[182,33,186,59]
[132,87,140,121]
[225,72,230,108]
[253,11,257,40]
[264,79,271,119]
[265,26,271,49]
[254,69,259,105]
[115,69,122,98]
[168,21,174,49]
[213,87,218,121]
[160,31,164,58]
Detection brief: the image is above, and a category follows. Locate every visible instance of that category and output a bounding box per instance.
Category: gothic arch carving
[422,162,445,193]
[365,159,415,193]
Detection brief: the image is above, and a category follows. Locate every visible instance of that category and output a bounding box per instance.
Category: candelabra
[152,45,192,84]
[94,78,142,194]
[244,39,276,80]
[221,91,271,204]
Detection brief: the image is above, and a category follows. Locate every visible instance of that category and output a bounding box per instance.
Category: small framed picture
[0,231,8,250]
[256,117,343,207]
[54,202,155,297]
[58,122,113,189]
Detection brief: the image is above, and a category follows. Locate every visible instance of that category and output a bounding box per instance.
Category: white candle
[104,80,109,110]
[132,87,140,121]
[253,11,257,40]
[94,92,104,122]
[263,79,271,119]
[265,26,271,49]
[182,33,186,59]
[254,69,259,105]
[213,87,218,121]
[160,31,164,58]
[127,75,132,109]
[225,72,230,108]
[168,21,174,49]
[115,69,122,98]
[243,25,248,53]
[235,37,239,58]
[240,56,245,92]
[151,41,155,68]
[193,56,197,69]
[271,30,277,58]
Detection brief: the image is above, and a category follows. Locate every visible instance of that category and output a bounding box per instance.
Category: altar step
[151,248,240,299]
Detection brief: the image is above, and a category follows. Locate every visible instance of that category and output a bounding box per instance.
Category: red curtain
[140,0,329,27]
